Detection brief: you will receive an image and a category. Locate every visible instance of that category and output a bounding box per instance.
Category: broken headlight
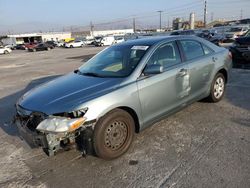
[36,108,88,133]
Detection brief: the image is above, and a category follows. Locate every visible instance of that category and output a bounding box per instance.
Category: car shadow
[0,75,61,137]
[66,54,95,62]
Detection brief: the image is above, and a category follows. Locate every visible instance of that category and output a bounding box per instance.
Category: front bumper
[16,118,48,148]
[15,114,96,156]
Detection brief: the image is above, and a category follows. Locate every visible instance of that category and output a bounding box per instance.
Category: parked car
[84,39,95,45]
[15,36,232,159]
[28,43,54,52]
[0,46,12,54]
[96,36,115,46]
[4,44,15,50]
[225,26,249,39]
[45,41,57,48]
[113,37,125,44]
[13,44,26,50]
[56,40,65,47]
[24,43,38,50]
[230,36,250,67]
[92,37,103,46]
[65,40,84,48]
[170,30,195,36]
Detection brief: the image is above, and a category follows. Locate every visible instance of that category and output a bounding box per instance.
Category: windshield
[78,44,150,77]
[229,27,242,32]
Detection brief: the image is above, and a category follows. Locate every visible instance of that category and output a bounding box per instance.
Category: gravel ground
[0,47,249,188]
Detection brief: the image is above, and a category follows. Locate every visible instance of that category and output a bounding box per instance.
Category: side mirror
[143,64,163,75]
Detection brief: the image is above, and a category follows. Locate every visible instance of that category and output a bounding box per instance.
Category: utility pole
[133,18,136,33]
[240,9,243,20]
[167,17,170,30]
[157,10,163,31]
[204,0,207,28]
[90,21,94,36]
[211,12,214,22]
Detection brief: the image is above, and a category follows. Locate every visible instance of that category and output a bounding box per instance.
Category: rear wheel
[47,47,50,51]
[32,49,36,52]
[206,73,225,102]
[93,109,134,160]
[70,45,73,48]
[4,50,9,54]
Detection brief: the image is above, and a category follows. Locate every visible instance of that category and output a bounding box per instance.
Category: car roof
[117,35,198,46]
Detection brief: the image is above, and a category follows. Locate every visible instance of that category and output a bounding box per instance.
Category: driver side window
[147,41,181,69]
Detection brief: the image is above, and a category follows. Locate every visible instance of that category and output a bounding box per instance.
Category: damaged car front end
[15,104,95,156]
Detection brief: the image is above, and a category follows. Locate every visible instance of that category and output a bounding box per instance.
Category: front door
[137,41,191,127]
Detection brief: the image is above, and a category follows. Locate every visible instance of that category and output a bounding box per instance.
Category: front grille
[236,46,250,52]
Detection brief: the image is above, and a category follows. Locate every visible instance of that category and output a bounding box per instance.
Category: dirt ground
[0,47,249,188]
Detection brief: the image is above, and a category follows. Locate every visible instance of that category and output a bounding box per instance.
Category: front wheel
[206,73,225,102]
[93,109,135,160]
[4,50,9,54]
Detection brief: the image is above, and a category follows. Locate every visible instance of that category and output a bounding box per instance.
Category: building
[1,32,71,45]
[91,29,134,37]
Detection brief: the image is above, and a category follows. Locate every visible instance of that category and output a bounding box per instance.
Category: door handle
[178,68,188,77]
[212,57,218,62]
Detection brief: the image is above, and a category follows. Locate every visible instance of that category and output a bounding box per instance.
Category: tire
[33,49,36,52]
[47,47,50,51]
[101,43,104,47]
[70,45,73,48]
[206,73,225,102]
[93,109,135,160]
[4,50,9,54]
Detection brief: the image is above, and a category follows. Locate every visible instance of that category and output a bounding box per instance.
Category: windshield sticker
[131,46,149,50]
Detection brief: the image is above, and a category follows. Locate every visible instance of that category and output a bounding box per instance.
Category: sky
[0,0,249,34]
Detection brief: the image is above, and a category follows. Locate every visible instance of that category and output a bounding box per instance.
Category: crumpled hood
[18,72,123,115]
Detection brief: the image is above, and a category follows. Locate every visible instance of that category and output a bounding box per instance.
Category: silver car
[15,36,232,159]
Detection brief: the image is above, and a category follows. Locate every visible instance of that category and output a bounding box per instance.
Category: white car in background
[113,37,125,44]
[0,46,12,54]
[65,40,84,48]
[100,36,115,46]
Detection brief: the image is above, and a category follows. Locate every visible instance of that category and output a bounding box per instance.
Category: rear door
[178,39,215,101]
[137,41,191,126]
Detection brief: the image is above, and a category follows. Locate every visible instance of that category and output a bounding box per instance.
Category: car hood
[18,72,123,115]
[236,37,250,45]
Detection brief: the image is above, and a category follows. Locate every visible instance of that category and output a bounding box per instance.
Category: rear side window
[147,41,181,69]
[180,40,204,60]
[202,44,214,55]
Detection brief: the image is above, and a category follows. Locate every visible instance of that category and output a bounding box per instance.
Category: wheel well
[118,107,140,133]
[218,69,228,83]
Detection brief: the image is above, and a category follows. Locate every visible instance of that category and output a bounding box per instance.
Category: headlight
[36,108,88,133]
[36,116,86,133]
